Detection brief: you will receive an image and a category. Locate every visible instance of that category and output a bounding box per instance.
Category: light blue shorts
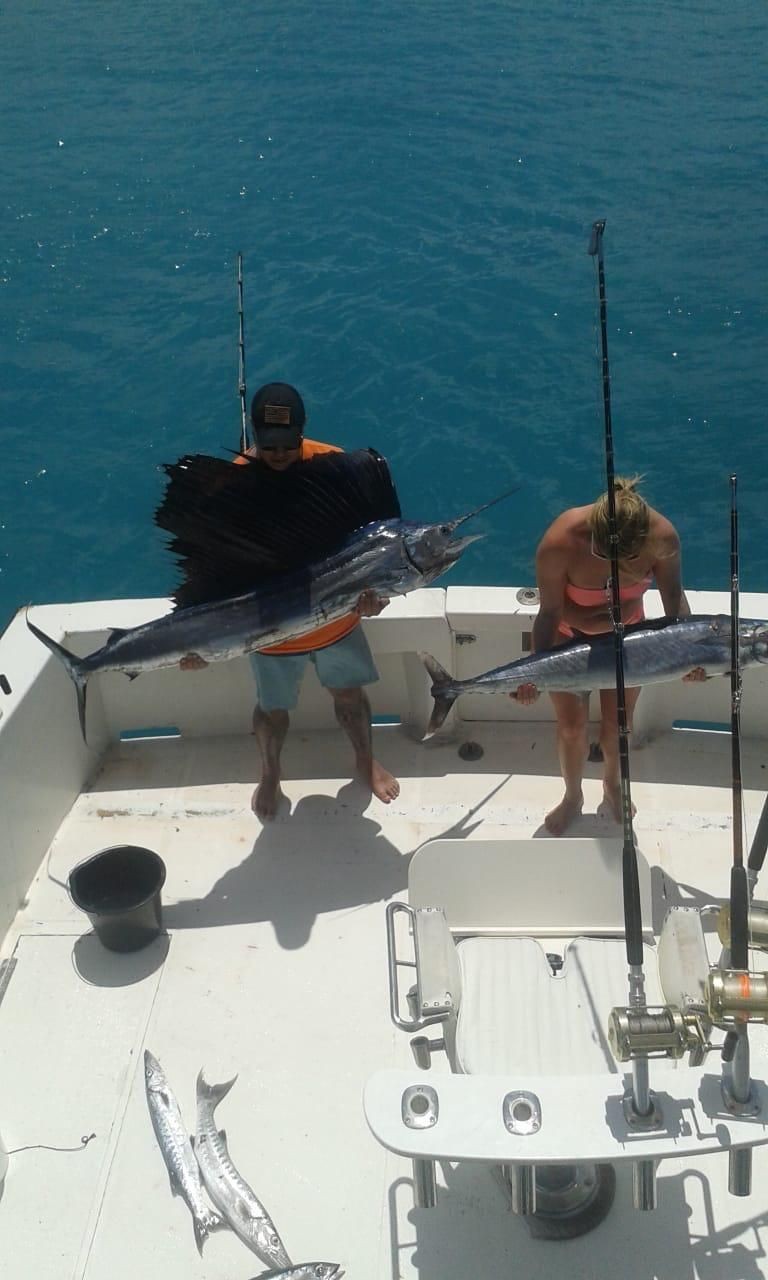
[249,624,379,712]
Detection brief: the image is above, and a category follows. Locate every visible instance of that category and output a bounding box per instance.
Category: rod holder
[508,1163,537,1216]
[412,1158,437,1208]
[410,1035,445,1069]
[729,1146,753,1197]
[632,1159,657,1211]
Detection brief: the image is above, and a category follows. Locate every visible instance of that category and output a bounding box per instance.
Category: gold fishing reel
[717,903,768,952]
[608,1005,710,1066]
[706,969,768,1024]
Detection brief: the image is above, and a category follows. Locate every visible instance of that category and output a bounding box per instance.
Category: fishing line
[7,1133,96,1156]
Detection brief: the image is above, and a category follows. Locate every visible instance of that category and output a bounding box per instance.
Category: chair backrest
[408,836,653,939]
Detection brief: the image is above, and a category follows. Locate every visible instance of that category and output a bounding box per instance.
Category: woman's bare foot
[599,780,636,823]
[359,758,400,803]
[544,791,584,836]
[252,773,285,820]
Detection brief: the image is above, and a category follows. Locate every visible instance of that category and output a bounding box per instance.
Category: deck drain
[516,587,539,605]
[459,741,484,761]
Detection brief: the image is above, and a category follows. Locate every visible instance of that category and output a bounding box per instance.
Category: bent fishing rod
[236,252,249,454]
[588,220,654,1133]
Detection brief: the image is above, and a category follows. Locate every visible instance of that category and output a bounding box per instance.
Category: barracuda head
[402,487,517,586]
[143,1050,165,1092]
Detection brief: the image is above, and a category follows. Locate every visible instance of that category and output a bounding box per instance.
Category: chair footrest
[364,1067,768,1165]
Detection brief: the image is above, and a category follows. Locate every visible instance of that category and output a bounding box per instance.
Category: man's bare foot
[252,774,285,820]
[360,758,400,804]
[599,780,636,824]
[544,792,584,836]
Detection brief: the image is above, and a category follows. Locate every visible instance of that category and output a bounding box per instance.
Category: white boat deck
[1,589,768,1278]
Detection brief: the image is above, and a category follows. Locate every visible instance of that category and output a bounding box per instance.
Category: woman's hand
[682,667,708,682]
[511,682,540,704]
[355,590,390,618]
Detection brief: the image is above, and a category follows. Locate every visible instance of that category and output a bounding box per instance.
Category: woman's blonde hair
[589,475,650,561]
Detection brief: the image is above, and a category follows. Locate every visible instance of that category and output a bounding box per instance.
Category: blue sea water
[2,1,767,631]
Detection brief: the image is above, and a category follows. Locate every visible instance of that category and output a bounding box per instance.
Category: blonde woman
[515,478,704,834]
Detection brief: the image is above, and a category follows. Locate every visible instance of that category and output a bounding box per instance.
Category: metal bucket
[68,845,166,953]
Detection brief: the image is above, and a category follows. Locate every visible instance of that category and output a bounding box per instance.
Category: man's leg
[545,691,590,835]
[598,686,642,822]
[249,651,307,819]
[313,624,399,803]
[252,707,289,819]
[330,686,400,803]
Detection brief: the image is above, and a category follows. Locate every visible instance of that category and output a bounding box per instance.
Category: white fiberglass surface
[1,724,768,1279]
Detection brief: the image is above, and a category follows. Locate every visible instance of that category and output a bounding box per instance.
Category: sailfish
[26,447,513,740]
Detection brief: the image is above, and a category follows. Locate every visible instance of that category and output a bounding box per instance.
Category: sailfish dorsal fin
[154,448,401,610]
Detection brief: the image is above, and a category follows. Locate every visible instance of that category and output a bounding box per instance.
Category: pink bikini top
[564,574,653,607]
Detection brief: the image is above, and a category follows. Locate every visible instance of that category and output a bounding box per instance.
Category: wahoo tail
[420,652,460,739]
[25,613,90,742]
[196,1069,238,1112]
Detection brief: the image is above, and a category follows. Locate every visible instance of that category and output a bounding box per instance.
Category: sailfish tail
[26,612,90,742]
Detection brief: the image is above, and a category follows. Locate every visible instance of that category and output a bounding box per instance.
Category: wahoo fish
[143,1050,224,1254]
[26,448,512,741]
[422,614,768,737]
[254,1268,344,1279]
[194,1070,292,1269]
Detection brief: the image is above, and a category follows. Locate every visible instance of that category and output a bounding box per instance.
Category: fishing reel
[717,902,768,953]
[706,969,768,1025]
[608,1005,711,1066]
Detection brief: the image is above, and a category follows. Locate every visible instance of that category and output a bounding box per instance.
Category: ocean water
[2,1,767,631]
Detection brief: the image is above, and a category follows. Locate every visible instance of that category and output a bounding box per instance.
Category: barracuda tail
[196,1069,238,1110]
[25,614,90,742]
[193,1210,227,1256]
[420,652,460,739]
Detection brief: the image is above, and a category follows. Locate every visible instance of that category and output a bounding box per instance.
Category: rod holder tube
[412,1158,437,1209]
[632,1159,657,1211]
[728,1146,753,1197]
[632,1055,652,1118]
[411,1036,432,1068]
[730,1025,752,1103]
[508,1163,537,1216]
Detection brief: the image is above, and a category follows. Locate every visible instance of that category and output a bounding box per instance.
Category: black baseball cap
[250,382,306,448]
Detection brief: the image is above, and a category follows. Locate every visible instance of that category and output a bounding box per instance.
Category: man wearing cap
[183,382,400,819]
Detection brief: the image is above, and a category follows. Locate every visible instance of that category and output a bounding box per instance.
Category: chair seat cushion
[455,936,661,1076]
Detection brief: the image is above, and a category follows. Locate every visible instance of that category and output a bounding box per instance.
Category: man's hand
[683,667,708,682]
[355,590,390,618]
[511,682,540,704]
[179,653,209,671]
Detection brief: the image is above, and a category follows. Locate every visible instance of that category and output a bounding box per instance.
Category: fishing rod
[747,796,768,898]
[588,222,645,972]
[588,222,655,1157]
[728,474,749,972]
[236,252,249,455]
[718,472,755,1198]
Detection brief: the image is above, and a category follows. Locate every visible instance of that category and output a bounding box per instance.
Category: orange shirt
[235,438,360,654]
